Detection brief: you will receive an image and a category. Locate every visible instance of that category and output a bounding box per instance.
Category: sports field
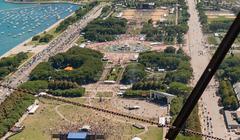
[122,9,169,23]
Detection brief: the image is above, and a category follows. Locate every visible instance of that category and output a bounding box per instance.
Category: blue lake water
[0,0,79,55]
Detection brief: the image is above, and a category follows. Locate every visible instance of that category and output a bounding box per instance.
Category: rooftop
[67,132,87,140]
[224,111,240,127]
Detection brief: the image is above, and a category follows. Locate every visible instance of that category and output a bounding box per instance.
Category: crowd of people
[200,97,214,140]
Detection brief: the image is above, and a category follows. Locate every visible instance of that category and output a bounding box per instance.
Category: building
[52,132,105,140]
[27,102,39,115]
[224,111,240,130]
[149,90,176,105]
[158,117,166,126]
[79,43,86,48]
[150,90,176,115]
[137,2,155,9]
[103,80,116,84]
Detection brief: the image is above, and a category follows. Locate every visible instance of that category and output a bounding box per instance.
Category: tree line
[83,17,127,42]
[141,20,188,44]
[49,88,85,97]
[0,92,34,137]
[218,80,238,110]
[55,1,99,33]
[20,80,85,97]
[208,20,232,32]
[196,2,208,32]
[218,55,240,84]
[0,52,28,79]
[32,34,54,43]
[217,55,240,110]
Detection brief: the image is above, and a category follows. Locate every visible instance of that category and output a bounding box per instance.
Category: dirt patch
[122,9,169,23]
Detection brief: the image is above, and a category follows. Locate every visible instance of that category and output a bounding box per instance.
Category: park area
[119,8,171,35]
[205,11,240,47]
[205,11,236,22]
[8,97,164,140]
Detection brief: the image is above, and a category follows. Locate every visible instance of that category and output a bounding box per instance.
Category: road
[0,4,105,103]
[186,0,230,139]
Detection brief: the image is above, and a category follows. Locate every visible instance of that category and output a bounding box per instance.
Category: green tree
[167,82,191,96]
[164,46,176,54]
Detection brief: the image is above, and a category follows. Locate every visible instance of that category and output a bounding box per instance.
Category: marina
[0,0,79,55]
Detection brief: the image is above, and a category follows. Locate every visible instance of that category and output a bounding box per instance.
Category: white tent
[132,137,142,140]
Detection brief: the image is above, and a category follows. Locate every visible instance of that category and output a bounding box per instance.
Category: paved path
[54,104,75,124]
[186,0,229,139]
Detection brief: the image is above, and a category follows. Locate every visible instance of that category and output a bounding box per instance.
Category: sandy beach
[0,10,76,58]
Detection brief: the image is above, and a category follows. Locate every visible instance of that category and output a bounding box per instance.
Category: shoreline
[0,8,76,58]
[4,0,80,5]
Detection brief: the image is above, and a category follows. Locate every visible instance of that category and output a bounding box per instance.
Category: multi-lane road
[0,4,104,103]
[186,0,239,139]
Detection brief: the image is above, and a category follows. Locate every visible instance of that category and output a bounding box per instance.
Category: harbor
[0,0,79,55]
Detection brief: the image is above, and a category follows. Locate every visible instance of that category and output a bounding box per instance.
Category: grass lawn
[64,97,86,103]
[9,97,145,140]
[207,16,234,23]
[176,134,201,140]
[9,98,86,140]
[106,66,123,81]
[121,126,144,140]
[207,35,218,45]
[75,36,85,45]
[141,126,163,140]
[146,72,166,81]
[9,100,62,140]
[167,14,176,24]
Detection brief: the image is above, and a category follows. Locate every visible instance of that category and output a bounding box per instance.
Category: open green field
[141,127,163,140]
[207,16,234,23]
[9,97,146,140]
